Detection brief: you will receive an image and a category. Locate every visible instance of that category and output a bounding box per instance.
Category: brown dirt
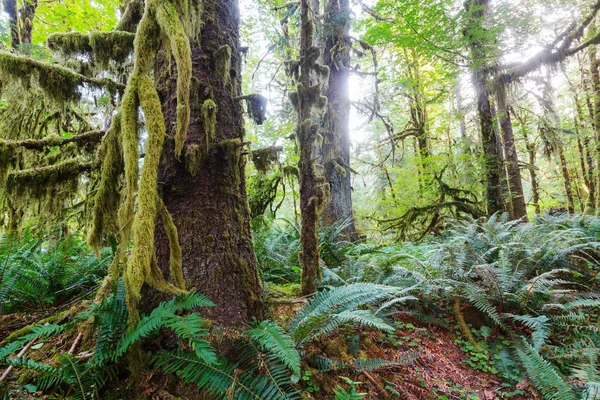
[305,311,539,400]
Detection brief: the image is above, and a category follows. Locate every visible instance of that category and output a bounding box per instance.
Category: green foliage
[0,231,111,313]
[289,283,398,345]
[332,376,367,400]
[247,320,301,377]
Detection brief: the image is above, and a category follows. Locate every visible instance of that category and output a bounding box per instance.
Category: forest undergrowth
[0,213,598,399]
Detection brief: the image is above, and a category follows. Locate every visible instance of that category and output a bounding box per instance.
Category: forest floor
[0,302,538,400]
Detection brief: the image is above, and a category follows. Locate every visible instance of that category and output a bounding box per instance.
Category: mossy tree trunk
[589,34,600,212]
[293,0,329,296]
[495,82,528,221]
[464,0,505,217]
[19,0,38,46]
[406,49,431,187]
[152,0,264,327]
[321,0,358,242]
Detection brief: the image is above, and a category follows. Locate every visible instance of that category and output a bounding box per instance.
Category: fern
[152,350,301,400]
[289,283,400,345]
[516,339,576,400]
[247,320,300,377]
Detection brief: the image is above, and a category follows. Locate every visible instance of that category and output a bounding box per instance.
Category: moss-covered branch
[0,130,105,151]
[6,159,94,193]
[0,51,124,103]
[47,31,136,67]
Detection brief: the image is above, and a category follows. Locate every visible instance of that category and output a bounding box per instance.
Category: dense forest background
[0,0,599,399]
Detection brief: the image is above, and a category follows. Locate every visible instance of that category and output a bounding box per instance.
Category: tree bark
[295,0,328,295]
[152,0,264,327]
[495,82,527,221]
[321,0,358,242]
[558,146,576,214]
[464,0,505,216]
[522,127,541,215]
[19,0,38,46]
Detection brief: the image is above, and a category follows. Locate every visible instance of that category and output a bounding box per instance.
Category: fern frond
[516,339,576,400]
[247,320,300,377]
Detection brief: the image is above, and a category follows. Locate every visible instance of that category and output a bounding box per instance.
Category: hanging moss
[0,141,15,184]
[244,94,267,125]
[119,76,139,247]
[116,0,144,32]
[283,164,299,178]
[156,0,191,158]
[201,99,217,144]
[124,75,186,324]
[0,130,105,150]
[6,159,93,194]
[214,44,232,85]
[184,143,204,176]
[46,31,135,68]
[0,51,123,103]
[88,114,123,255]
[251,145,282,173]
[159,197,185,290]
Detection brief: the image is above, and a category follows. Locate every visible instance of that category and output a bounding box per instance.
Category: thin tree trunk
[152,0,264,327]
[522,128,541,215]
[558,146,576,214]
[495,82,528,221]
[321,0,358,241]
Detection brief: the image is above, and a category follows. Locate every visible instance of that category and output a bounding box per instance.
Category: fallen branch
[0,339,36,382]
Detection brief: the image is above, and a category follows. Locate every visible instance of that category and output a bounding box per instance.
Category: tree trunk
[495,82,528,221]
[3,0,20,48]
[296,0,328,295]
[19,0,38,46]
[321,0,358,242]
[152,0,264,327]
[406,49,431,186]
[558,146,576,214]
[464,0,505,216]
[589,34,600,211]
[522,128,541,215]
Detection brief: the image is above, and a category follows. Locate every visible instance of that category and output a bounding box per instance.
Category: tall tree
[321,0,359,241]
[292,0,330,295]
[464,0,504,216]
[0,0,264,327]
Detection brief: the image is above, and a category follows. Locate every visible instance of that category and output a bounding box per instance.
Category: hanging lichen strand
[290,0,330,296]
[86,0,195,324]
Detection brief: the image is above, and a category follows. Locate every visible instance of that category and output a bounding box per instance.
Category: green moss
[184,143,204,176]
[0,51,123,103]
[116,0,144,32]
[201,99,217,145]
[156,0,191,158]
[119,76,139,247]
[334,161,347,178]
[88,114,123,256]
[159,198,185,290]
[124,75,186,325]
[0,141,15,184]
[251,146,282,173]
[6,158,93,196]
[47,31,135,68]
[214,44,232,85]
